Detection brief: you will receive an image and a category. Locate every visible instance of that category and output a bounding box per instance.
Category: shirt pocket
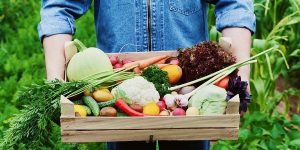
[169,0,202,16]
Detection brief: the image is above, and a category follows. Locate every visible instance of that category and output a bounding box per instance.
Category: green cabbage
[188,85,227,115]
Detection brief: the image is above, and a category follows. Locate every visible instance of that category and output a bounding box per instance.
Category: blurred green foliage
[0,0,299,149]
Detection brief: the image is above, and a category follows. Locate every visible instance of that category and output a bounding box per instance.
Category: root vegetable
[163,94,176,108]
[130,104,143,113]
[122,59,134,65]
[156,101,167,112]
[172,108,186,116]
[92,89,114,102]
[109,55,119,65]
[114,63,123,69]
[133,67,141,74]
[123,55,168,69]
[178,86,196,95]
[169,59,180,65]
[100,107,117,117]
[174,95,188,107]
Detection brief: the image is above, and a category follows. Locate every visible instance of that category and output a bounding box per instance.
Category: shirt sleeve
[37,0,92,41]
[214,0,256,33]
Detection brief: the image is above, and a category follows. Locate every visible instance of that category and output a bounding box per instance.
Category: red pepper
[115,98,144,117]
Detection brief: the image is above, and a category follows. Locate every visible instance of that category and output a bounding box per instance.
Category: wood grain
[226,95,240,114]
[60,96,75,117]
[61,115,239,130]
[61,128,238,143]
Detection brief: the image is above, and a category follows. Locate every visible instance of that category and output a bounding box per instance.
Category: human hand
[43,34,72,81]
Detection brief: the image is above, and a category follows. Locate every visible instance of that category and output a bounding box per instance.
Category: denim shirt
[38,0,255,53]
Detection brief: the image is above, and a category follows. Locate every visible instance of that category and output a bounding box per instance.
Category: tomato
[215,76,230,89]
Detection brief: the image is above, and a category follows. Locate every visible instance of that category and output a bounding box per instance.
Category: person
[38,0,255,150]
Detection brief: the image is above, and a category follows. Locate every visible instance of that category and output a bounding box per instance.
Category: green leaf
[292,115,300,126]
[290,49,300,57]
[257,140,268,150]
[266,139,277,150]
[291,62,300,71]
[271,123,286,139]
[261,128,271,136]
[287,17,300,25]
[289,131,300,140]
[290,139,300,146]
[250,111,268,122]
[238,129,250,141]
[253,39,267,51]
[251,78,266,111]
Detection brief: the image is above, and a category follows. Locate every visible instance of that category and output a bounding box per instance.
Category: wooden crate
[61,51,240,143]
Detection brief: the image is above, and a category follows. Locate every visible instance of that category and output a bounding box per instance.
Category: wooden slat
[61,128,238,143]
[107,51,178,61]
[61,115,239,130]
[226,95,240,114]
[60,96,75,117]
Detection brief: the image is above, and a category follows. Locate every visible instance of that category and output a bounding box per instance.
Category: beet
[178,41,236,83]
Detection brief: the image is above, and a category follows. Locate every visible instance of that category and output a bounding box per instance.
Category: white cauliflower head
[111,76,160,106]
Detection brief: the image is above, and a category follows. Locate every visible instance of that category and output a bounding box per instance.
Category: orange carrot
[133,67,141,74]
[139,55,168,69]
[123,55,168,69]
[154,57,169,64]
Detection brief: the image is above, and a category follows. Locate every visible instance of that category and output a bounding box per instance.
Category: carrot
[123,55,168,69]
[133,67,141,74]
[154,57,169,64]
[139,55,168,69]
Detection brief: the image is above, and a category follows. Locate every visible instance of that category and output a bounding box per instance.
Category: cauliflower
[111,76,160,106]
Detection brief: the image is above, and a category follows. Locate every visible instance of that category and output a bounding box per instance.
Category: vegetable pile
[178,41,236,83]
[1,39,289,148]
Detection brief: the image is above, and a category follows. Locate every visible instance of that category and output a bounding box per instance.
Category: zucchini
[97,99,116,108]
[83,96,100,116]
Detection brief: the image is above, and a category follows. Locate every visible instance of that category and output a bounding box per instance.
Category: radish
[169,59,180,65]
[109,55,119,65]
[122,59,134,65]
[172,108,186,116]
[156,101,166,112]
[113,63,123,69]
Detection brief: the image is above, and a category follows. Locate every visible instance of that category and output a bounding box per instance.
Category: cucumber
[97,99,116,108]
[83,96,100,116]
[81,105,92,115]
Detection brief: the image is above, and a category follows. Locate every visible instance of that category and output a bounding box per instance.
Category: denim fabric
[38,0,255,53]
[106,140,210,150]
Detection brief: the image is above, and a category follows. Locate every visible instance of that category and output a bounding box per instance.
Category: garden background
[0,0,299,149]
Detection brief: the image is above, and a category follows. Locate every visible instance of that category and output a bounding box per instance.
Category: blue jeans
[107,141,210,150]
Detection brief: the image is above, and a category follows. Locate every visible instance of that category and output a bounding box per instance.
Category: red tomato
[215,76,230,89]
